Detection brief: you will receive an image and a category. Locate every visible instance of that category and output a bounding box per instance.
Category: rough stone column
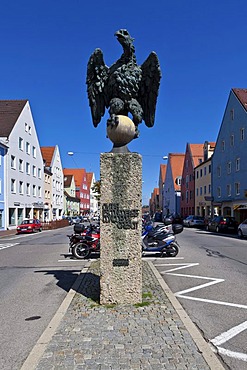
[100,152,142,304]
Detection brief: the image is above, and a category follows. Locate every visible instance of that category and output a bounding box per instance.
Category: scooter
[142,220,183,257]
[68,223,100,259]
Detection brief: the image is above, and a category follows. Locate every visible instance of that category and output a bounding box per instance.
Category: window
[200,187,202,195]
[32,146,36,158]
[28,125,31,134]
[38,168,41,178]
[11,179,16,193]
[204,167,207,176]
[26,142,30,155]
[208,184,211,194]
[221,141,225,151]
[217,166,221,177]
[227,184,231,196]
[230,134,234,146]
[235,182,240,195]
[227,162,231,174]
[32,185,36,196]
[236,158,240,171]
[240,128,245,141]
[25,123,28,132]
[200,169,202,177]
[26,162,30,175]
[19,159,24,172]
[217,186,221,198]
[230,109,234,120]
[19,181,23,194]
[204,185,207,194]
[38,186,41,197]
[196,188,198,196]
[19,137,24,150]
[32,165,36,177]
[26,183,30,196]
[11,155,16,169]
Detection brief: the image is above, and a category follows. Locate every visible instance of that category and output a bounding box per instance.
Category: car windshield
[21,219,34,225]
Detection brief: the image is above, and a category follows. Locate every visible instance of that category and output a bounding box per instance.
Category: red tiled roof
[63,168,86,187]
[169,153,185,191]
[160,164,167,183]
[189,144,204,167]
[86,172,93,188]
[232,88,247,111]
[0,100,27,137]
[41,147,55,166]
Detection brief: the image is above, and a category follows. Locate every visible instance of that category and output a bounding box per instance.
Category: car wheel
[206,225,209,231]
[39,228,42,232]
[238,229,243,238]
[216,226,220,233]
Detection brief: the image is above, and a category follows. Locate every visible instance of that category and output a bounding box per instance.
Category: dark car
[206,216,238,234]
[165,213,184,225]
[16,219,42,234]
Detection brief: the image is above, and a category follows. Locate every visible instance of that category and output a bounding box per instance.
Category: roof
[86,172,93,188]
[159,164,167,183]
[41,147,55,166]
[63,168,86,187]
[0,100,27,137]
[232,88,247,111]
[169,153,185,191]
[64,174,73,187]
[188,144,204,167]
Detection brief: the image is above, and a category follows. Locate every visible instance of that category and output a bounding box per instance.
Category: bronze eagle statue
[86,29,162,138]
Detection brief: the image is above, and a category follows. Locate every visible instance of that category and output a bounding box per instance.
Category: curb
[147,261,225,370]
[20,261,92,370]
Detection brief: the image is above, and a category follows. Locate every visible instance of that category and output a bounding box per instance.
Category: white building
[41,146,64,220]
[86,172,99,215]
[0,100,44,228]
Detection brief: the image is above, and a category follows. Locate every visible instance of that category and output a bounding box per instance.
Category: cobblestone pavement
[35,261,219,370]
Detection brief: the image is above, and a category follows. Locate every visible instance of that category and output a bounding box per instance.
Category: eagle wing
[139,52,161,127]
[86,48,109,127]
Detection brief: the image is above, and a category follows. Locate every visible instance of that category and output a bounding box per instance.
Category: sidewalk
[22,260,225,370]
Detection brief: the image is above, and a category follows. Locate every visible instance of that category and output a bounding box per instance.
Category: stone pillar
[100,152,142,304]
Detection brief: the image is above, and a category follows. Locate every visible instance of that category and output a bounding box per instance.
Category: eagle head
[115,29,134,52]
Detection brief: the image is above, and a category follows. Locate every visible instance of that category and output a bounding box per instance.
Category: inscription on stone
[113,259,129,267]
[102,203,139,229]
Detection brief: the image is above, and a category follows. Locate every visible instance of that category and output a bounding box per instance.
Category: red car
[16,219,42,234]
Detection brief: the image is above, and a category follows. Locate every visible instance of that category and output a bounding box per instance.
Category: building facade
[0,100,44,228]
[212,88,247,222]
[163,153,185,217]
[41,146,64,220]
[63,174,80,216]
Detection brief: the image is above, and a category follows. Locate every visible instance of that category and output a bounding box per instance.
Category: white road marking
[0,243,19,250]
[216,347,247,362]
[211,321,247,346]
[156,259,247,362]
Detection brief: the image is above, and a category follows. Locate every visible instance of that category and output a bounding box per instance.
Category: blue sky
[2,0,247,205]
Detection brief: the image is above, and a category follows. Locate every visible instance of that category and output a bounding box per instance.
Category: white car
[238,219,247,238]
[183,215,205,228]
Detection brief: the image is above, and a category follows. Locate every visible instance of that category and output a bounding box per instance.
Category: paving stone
[35,260,212,369]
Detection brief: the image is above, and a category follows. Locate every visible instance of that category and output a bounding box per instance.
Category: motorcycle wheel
[161,242,179,257]
[72,242,91,259]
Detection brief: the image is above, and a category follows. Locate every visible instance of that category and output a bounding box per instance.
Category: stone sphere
[107,115,136,146]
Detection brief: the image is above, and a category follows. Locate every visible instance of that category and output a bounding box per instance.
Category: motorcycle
[68,223,100,259]
[142,219,183,257]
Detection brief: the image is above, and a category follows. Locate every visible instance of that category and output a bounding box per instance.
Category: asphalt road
[151,227,247,370]
[0,226,87,370]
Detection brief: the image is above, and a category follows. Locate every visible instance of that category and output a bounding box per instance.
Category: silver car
[238,219,247,238]
[183,215,205,228]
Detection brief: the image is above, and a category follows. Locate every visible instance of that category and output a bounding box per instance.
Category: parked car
[69,216,81,225]
[183,215,205,228]
[206,216,238,233]
[165,213,184,225]
[16,219,42,234]
[237,219,247,238]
